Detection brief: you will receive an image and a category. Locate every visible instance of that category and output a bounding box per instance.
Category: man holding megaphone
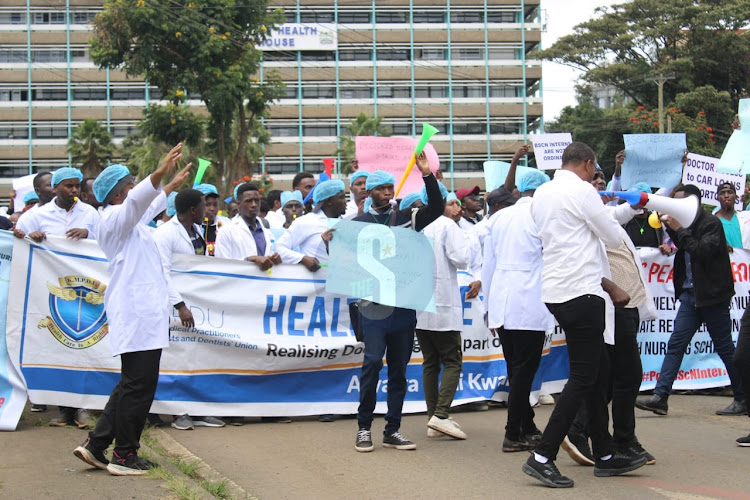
[636,185,746,417]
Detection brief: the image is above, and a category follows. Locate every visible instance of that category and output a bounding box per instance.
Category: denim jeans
[655,291,744,401]
[357,321,416,435]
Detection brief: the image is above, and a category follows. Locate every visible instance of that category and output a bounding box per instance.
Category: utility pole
[647,73,676,133]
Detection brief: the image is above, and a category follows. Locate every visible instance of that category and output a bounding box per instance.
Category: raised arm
[505,145,529,192]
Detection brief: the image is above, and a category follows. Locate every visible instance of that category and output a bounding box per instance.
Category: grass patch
[200,478,231,499]
[34,418,45,427]
[165,476,203,500]
[171,456,201,479]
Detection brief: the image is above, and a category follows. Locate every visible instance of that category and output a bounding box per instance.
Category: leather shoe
[716,399,748,416]
[635,394,668,415]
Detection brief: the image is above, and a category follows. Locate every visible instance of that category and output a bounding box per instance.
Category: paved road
[2,394,750,499]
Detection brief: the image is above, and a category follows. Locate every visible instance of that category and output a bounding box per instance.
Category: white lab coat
[96,177,169,356]
[214,215,276,260]
[265,209,285,229]
[482,198,555,332]
[276,210,332,264]
[416,216,471,332]
[153,215,204,307]
[16,196,99,239]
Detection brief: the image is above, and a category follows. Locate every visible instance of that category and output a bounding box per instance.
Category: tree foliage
[337,113,392,174]
[537,0,750,110]
[90,0,285,188]
[67,119,116,178]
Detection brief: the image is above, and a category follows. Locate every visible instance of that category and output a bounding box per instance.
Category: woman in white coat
[73,143,190,476]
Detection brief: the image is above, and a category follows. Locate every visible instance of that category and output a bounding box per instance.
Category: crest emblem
[38,276,108,349]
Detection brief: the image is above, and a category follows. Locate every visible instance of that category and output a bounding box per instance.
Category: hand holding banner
[531,133,572,170]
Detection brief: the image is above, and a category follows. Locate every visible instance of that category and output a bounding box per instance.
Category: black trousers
[571,307,642,447]
[535,295,614,460]
[734,306,750,418]
[499,328,545,441]
[88,349,162,455]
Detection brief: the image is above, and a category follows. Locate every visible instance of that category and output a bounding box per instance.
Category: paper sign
[682,153,745,209]
[717,98,750,174]
[11,174,36,213]
[355,136,439,196]
[621,133,687,189]
[326,219,435,312]
[530,133,572,170]
[483,161,541,191]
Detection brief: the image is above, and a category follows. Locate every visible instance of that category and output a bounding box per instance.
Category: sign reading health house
[259,23,337,51]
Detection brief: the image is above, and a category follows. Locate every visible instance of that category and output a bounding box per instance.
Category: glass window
[0,50,27,63]
[0,12,26,24]
[390,124,413,135]
[280,87,298,98]
[488,47,516,59]
[34,127,68,138]
[73,88,107,100]
[73,12,98,24]
[264,52,296,61]
[417,48,445,60]
[413,12,444,23]
[454,86,485,98]
[451,160,483,172]
[378,86,411,98]
[490,85,517,98]
[301,86,335,99]
[338,12,370,23]
[282,11,296,22]
[111,125,137,138]
[377,49,410,61]
[300,12,334,22]
[490,122,521,134]
[111,88,144,100]
[0,127,28,139]
[303,124,336,136]
[301,51,334,61]
[269,125,299,137]
[452,123,485,134]
[340,88,371,99]
[148,88,162,99]
[451,12,483,23]
[415,86,447,98]
[487,12,517,23]
[34,89,67,101]
[0,90,27,101]
[452,48,482,60]
[338,49,371,61]
[376,12,408,23]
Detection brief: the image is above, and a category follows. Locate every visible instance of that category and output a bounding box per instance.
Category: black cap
[716,181,736,194]
[486,187,518,207]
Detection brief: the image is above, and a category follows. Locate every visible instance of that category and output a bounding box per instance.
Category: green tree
[89,0,285,187]
[337,113,392,174]
[67,118,116,178]
[537,0,750,109]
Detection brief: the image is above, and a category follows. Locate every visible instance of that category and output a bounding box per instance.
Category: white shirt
[482,197,555,331]
[416,216,471,331]
[265,209,285,229]
[16,197,99,239]
[153,215,204,307]
[531,169,622,304]
[344,199,360,219]
[97,178,170,356]
[214,215,276,261]
[276,210,332,264]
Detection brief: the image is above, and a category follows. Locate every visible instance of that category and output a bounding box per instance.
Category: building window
[487,12,517,23]
[301,86,335,99]
[338,49,371,61]
[376,12,408,23]
[34,127,68,138]
[377,49,410,61]
[453,48,482,60]
[301,51,334,61]
[0,89,28,101]
[490,85,518,98]
[389,124,413,135]
[378,86,411,98]
[280,87,298,98]
[269,125,299,137]
[300,12,334,22]
[33,89,67,101]
[488,47,517,59]
[264,52,296,62]
[0,51,27,63]
[415,86,447,98]
[0,127,29,139]
[0,12,25,24]
[338,12,370,23]
[303,124,336,136]
[452,123,485,135]
[73,88,107,100]
[111,125,137,137]
[340,88,371,99]
[73,12,98,24]
[413,12,445,23]
[417,48,445,60]
[490,123,521,134]
[451,12,483,23]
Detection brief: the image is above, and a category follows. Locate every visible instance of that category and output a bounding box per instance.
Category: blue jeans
[655,291,744,400]
[357,320,416,435]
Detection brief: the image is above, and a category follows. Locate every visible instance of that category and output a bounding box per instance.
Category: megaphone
[600,190,700,228]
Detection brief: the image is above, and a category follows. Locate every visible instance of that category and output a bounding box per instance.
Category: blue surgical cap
[313,179,345,205]
[518,170,551,193]
[350,170,370,184]
[281,190,303,208]
[23,191,39,205]
[233,183,244,201]
[420,181,449,205]
[366,170,396,190]
[446,192,459,203]
[364,197,372,213]
[195,183,219,197]
[629,182,652,194]
[166,191,177,217]
[399,192,422,210]
[93,164,131,203]
[51,167,83,188]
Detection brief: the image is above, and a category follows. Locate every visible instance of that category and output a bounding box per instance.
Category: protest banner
[355,137,439,197]
[717,98,750,174]
[682,153,745,209]
[259,23,337,51]
[621,133,686,189]
[530,133,572,170]
[325,219,436,312]
[483,161,540,192]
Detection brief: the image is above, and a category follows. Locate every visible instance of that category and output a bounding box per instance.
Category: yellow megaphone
[394,123,439,197]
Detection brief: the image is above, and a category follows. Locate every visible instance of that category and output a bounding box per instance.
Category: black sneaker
[562,433,595,466]
[523,428,543,444]
[355,429,374,453]
[736,433,750,447]
[716,399,748,416]
[106,450,155,476]
[594,451,647,477]
[382,431,416,450]
[620,442,656,465]
[522,454,574,488]
[635,394,668,415]
[73,437,109,470]
[30,404,47,412]
[502,436,536,452]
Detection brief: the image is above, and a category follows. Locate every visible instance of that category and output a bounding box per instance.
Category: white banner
[682,152,745,209]
[531,133,572,170]
[259,23,337,51]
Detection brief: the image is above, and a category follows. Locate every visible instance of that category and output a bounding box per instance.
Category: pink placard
[355,136,440,196]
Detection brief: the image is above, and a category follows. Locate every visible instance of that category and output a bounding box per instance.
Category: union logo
[38,276,108,349]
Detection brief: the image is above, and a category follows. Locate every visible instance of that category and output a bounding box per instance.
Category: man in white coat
[482,170,554,453]
[215,183,280,271]
[416,196,471,440]
[73,143,190,476]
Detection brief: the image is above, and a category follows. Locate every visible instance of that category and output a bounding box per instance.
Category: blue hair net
[363,197,372,213]
[446,192,459,203]
[399,192,422,210]
[194,183,219,197]
[628,182,652,194]
[23,191,39,205]
[51,167,83,188]
[313,179,345,205]
[518,170,551,193]
[93,164,131,203]
[233,182,245,201]
[420,181,449,205]
[350,170,370,184]
[366,170,396,190]
[280,190,303,208]
[166,191,177,217]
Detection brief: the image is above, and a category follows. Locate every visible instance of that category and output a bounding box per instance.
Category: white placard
[682,152,745,209]
[531,133,573,170]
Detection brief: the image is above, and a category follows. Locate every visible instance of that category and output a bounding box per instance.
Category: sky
[540,0,622,121]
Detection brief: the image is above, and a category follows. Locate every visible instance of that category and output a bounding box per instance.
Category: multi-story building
[0,0,542,192]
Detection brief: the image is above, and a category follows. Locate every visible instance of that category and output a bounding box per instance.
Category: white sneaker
[427,415,467,440]
[539,394,555,405]
[427,427,443,438]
